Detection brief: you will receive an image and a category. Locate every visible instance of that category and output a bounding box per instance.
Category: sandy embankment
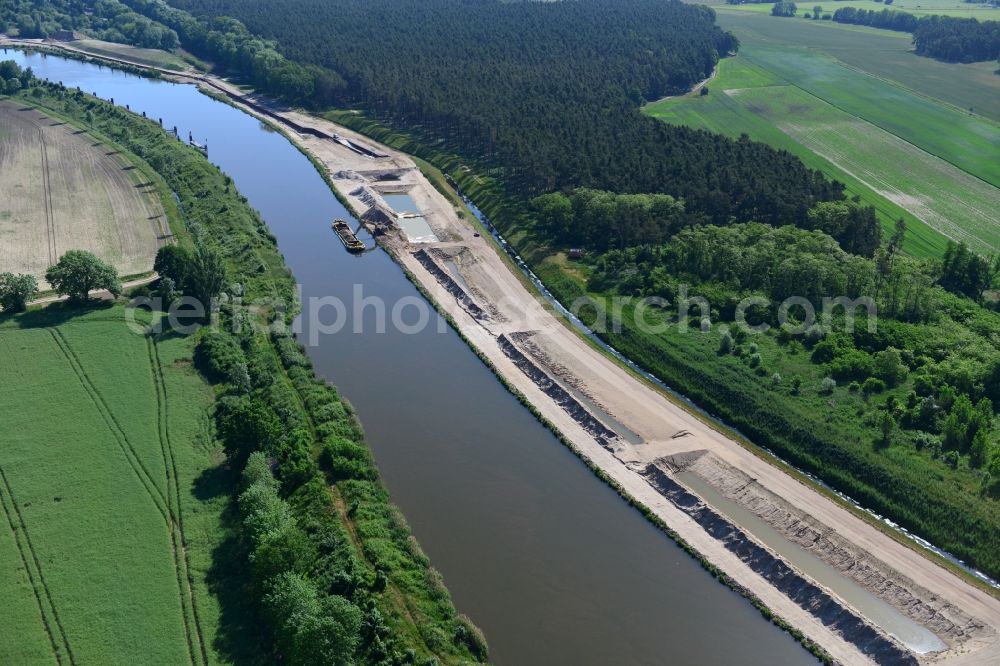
[240,102,1000,665]
[10,37,1000,665]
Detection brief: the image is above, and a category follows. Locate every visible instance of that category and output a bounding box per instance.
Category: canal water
[676,472,945,654]
[381,193,438,242]
[6,49,816,665]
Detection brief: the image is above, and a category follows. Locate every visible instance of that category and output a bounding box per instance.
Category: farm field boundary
[0,307,223,664]
[645,53,1000,256]
[0,99,167,287]
[710,9,1000,124]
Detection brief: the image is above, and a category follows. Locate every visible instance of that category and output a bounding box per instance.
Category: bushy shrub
[324,437,377,481]
[240,481,295,543]
[274,428,319,490]
[0,272,38,312]
[912,431,941,455]
[820,377,837,394]
[275,335,311,369]
[215,395,283,464]
[829,348,875,381]
[874,347,908,387]
[804,324,826,346]
[262,572,362,665]
[243,451,277,489]
[195,330,245,382]
[154,244,193,289]
[862,377,887,395]
[719,332,734,354]
[455,614,489,661]
[913,373,936,396]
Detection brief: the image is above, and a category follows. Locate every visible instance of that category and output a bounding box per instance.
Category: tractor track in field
[149,338,208,666]
[38,128,57,267]
[149,338,199,666]
[49,328,171,519]
[0,466,76,666]
[49,328,206,664]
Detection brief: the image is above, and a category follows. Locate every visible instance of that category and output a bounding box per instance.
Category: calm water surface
[7,49,816,665]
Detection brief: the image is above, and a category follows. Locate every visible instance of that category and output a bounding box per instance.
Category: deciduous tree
[0,272,38,312]
[44,250,121,302]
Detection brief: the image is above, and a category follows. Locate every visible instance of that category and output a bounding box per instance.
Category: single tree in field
[187,244,227,315]
[771,1,797,17]
[0,272,38,312]
[877,410,896,446]
[813,5,823,19]
[154,244,193,290]
[45,250,121,302]
[718,331,734,354]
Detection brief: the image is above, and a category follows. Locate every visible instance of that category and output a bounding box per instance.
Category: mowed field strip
[0,100,166,286]
[720,0,1000,19]
[0,307,223,665]
[741,45,1000,189]
[71,39,191,71]
[646,52,1000,257]
[709,8,1000,124]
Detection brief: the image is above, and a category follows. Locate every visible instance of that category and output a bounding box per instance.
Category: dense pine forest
[147,0,842,228]
[5,0,843,225]
[8,0,999,586]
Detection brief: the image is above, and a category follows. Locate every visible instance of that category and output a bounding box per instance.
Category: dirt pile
[662,451,992,649]
[412,248,488,321]
[498,333,622,450]
[643,462,918,665]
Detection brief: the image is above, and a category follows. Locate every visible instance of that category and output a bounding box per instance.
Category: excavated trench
[653,451,993,657]
[412,248,488,321]
[497,333,622,450]
[643,463,919,665]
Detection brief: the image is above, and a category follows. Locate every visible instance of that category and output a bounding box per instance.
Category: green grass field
[71,39,192,71]
[711,9,1000,124]
[739,45,1000,189]
[0,305,232,665]
[646,18,1000,258]
[646,57,1000,256]
[722,0,1000,19]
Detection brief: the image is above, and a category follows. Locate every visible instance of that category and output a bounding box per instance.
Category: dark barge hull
[332,219,366,252]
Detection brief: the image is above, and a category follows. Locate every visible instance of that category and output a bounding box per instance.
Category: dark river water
[6,49,815,665]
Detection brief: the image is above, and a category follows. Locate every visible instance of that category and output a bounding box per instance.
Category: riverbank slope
[192,62,1000,666]
[8,36,1000,665]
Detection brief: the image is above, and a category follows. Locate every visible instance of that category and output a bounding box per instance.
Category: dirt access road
[9,36,1000,665]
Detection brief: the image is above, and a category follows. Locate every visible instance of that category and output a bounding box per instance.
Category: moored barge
[332,219,366,252]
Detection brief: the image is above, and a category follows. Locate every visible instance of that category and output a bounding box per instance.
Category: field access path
[49,328,208,666]
[0,464,75,666]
